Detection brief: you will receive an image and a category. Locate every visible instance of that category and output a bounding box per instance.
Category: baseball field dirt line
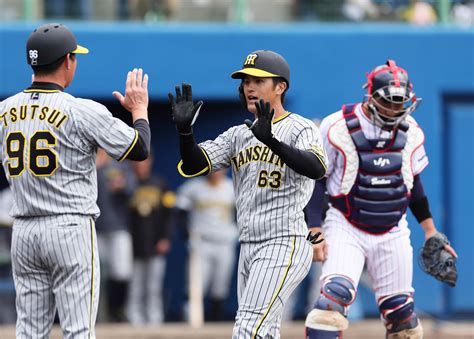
[1,320,473,338]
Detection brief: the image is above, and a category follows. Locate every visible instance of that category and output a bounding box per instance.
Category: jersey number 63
[257,170,282,189]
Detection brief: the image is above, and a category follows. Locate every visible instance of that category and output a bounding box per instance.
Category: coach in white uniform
[0,23,151,338]
[304,60,458,338]
[168,50,327,338]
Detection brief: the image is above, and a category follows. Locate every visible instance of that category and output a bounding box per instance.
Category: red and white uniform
[320,103,427,300]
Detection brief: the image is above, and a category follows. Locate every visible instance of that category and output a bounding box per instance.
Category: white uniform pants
[321,208,414,303]
[12,216,100,339]
[126,256,166,325]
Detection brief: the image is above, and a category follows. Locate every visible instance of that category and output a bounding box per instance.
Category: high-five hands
[244,99,275,145]
[113,68,149,121]
[168,83,203,134]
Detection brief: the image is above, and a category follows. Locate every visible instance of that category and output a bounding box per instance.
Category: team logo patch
[244,53,258,66]
[373,157,390,167]
[29,50,39,65]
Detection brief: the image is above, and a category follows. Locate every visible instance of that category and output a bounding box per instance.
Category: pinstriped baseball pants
[233,236,312,339]
[11,215,100,339]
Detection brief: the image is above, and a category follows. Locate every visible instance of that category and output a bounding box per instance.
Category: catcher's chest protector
[330,104,411,234]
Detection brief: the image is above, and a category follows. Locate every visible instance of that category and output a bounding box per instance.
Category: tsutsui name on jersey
[0,105,68,129]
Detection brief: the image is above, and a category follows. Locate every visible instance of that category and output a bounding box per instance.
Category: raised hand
[244,99,275,145]
[168,83,203,134]
[113,68,149,121]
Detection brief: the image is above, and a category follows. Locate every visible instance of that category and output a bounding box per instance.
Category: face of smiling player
[242,75,286,118]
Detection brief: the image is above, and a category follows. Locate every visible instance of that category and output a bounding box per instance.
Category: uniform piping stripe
[88,219,95,339]
[273,111,291,124]
[118,129,138,161]
[177,147,211,177]
[251,236,296,339]
[308,149,328,174]
[23,89,60,93]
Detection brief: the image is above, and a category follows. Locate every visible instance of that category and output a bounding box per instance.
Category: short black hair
[31,53,75,76]
[273,77,288,104]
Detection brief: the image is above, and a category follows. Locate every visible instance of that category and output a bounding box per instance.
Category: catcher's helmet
[364,60,421,129]
[26,23,88,66]
[231,50,290,88]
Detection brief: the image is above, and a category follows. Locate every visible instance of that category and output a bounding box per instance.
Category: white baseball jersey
[193,111,326,338]
[175,176,238,243]
[0,88,137,218]
[319,103,428,300]
[199,112,327,242]
[0,84,139,339]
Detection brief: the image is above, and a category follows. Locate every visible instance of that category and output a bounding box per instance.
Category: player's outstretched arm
[112,68,150,161]
[113,68,149,122]
[168,83,209,177]
[245,99,326,180]
[168,83,203,135]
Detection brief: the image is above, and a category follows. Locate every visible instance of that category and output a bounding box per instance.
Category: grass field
[1,319,473,338]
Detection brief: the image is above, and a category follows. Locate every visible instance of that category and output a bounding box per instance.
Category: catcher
[304,60,458,339]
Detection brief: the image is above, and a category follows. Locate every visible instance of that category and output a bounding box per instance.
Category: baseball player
[168,50,327,338]
[96,149,136,322]
[304,60,458,338]
[0,23,151,338]
[126,154,175,325]
[175,169,238,322]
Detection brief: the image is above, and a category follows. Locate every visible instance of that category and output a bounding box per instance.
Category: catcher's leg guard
[305,275,356,338]
[378,293,423,339]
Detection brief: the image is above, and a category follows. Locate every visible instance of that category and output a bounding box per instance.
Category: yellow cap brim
[72,44,89,54]
[231,68,279,79]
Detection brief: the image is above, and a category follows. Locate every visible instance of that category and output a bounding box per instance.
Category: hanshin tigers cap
[26,23,89,66]
[231,50,290,88]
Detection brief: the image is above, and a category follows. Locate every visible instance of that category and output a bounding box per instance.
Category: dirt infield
[1,319,473,338]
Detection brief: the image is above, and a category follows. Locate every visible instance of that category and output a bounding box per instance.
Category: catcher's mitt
[419,232,457,287]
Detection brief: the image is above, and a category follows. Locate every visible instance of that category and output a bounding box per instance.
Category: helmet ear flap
[238,84,247,110]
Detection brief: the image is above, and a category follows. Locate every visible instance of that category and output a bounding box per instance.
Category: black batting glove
[168,83,203,135]
[244,99,276,146]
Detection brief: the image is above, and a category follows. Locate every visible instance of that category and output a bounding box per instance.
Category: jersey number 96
[6,131,58,177]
